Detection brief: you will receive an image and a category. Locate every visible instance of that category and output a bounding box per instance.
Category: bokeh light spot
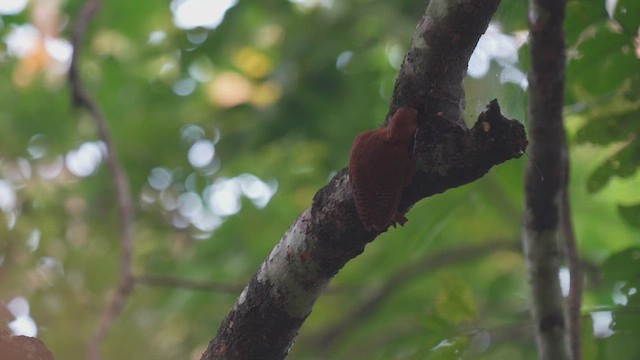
[36,156,65,180]
[178,192,203,218]
[336,51,353,70]
[233,47,273,79]
[188,140,215,168]
[28,134,48,159]
[180,124,205,145]
[250,81,282,107]
[7,297,37,337]
[205,179,242,217]
[0,180,17,211]
[171,0,238,30]
[237,173,278,209]
[148,31,167,45]
[191,208,222,232]
[173,78,197,96]
[591,311,614,338]
[207,72,253,107]
[65,142,105,177]
[0,0,27,15]
[148,167,173,191]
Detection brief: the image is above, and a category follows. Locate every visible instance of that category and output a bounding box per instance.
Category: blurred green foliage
[0,0,638,359]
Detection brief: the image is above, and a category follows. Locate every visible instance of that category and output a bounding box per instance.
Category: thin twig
[344,316,534,360]
[562,152,583,360]
[135,275,246,293]
[311,240,519,351]
[68,0,136,359]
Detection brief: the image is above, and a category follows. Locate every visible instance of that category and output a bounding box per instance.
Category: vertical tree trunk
[523,0,572,359]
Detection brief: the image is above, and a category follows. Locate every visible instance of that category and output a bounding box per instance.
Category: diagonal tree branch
[68,0,136,359]
[523,0,573,359]
[134,275,246,294]
[202,1,527,359]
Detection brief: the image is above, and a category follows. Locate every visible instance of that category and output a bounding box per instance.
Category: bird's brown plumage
[349,107,418,231]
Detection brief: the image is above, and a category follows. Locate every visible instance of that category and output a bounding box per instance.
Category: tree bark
[202,1,527,359]
[523,0,572,359]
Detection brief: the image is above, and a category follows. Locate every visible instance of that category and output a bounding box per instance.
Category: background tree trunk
[523,0,574,359]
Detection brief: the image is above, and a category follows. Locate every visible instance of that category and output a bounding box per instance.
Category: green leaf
[586,139,640,193]
[618,203,640,228]
[435,273,478,324]
[601,247,640,284]
[587,161,613,193]
[614,0,640,35]
[567,24,638,96]
[623,73,640,101]
[565,0,609,46]
[607,292,640,360]
[494,1,528,31]
[611,139,640,178]
[575,109,640,145]
[425,336,468,360]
